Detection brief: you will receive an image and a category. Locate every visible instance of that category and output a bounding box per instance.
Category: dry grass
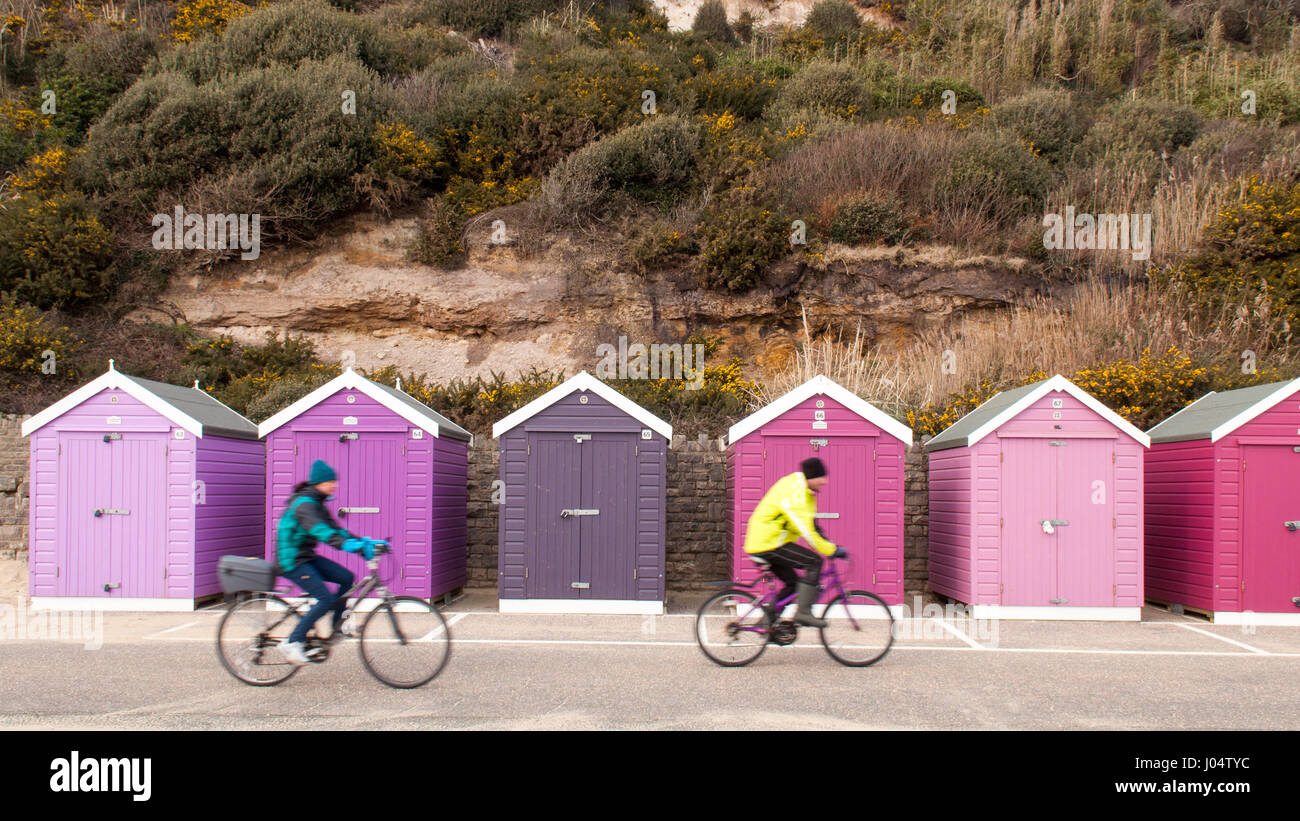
[762,276,1299,418]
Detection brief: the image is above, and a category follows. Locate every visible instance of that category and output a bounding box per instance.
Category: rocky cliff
[130,207,1043,384]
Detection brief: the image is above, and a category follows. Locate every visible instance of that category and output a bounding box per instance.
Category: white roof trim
[960,374,1150,448]
[727,374,913,446]
[22,369,206,438]
[257,368,447,439]
[491,371,673,440]
[1208,376,1300,442]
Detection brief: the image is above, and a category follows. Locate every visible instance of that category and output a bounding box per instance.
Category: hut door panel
[581,435,637,600]
[1242,445,1300,611]
[56,433,166,598]
[999,438,1057,605]
[1055,439,1115,607]
[527,433,582,599]
[337,434,406,590]
[279,434,348,595]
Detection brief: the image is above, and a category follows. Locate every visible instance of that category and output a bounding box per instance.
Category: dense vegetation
[0,0,1298,434]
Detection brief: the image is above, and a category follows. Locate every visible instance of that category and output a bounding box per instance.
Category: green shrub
[627,218,698,273]
[0,194,115,309]
[991,87,1090,162]
[691,0,735,44]
[908,78,985,110]
[80,57,395,240]
[0,297,82,387]
[695,185,791,290]
[686,62,781,120]
[804,0,861,43]
[157,0,413,83]
[419,0,566,39]
[935,131,1052,225]
[540,114,701,221]
[1165,178,1300,334]
[828,192,909,245]
[1082,98,1203,160]
[770,61,871,121]
[409,195,468,268]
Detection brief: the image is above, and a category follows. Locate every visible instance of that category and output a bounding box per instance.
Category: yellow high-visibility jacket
[742,472,837,556]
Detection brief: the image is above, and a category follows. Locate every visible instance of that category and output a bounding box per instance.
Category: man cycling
[742,456,847,628]
[277,459,386,665]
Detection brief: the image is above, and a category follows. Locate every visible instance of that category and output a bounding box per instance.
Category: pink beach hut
[1145,376,1300,624]
[22,363,264,610]
[726,375,913,607]
[924,374,1149,620]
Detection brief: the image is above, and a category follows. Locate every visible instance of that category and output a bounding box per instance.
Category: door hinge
[1112,451,1115,463]
[999,517,1004,529]
[763,449,766,462]
[163,566,167,579]
[872,449,877,461]
[55,566,59,578]
[1242,461,1246,471]
[633,568,637,580]
[872,572,876,585]
[294,445,298,456]
[402,445,406,456]
[58,443,61,455]
[401,567,405,579]
[527,443,530,456]
[1241,580,1245,592]
[999,451,1003,463]
[635,445,638,456]
[525,567,529,579]
[1112,517,1116,528]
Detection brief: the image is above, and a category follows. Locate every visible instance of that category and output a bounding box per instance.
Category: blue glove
[342,537,376,560]
[832,547,848,559]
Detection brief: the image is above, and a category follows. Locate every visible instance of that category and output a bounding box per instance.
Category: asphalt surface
[2,592,1299,730]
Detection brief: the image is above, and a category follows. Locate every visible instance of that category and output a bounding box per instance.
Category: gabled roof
[21,363,259,440]
[727,374,912,447]
[491,371,672,440]
[924,374,1151,452]
[257,368,473,443]
[1147,375,1300,444]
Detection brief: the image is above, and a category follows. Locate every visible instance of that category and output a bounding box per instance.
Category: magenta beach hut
[493,371,670,614]
[22,362,263,611]
[1146,376,1300,624]
[925,374,1149,620]
[258,368,471,604]
[726,375,912,608]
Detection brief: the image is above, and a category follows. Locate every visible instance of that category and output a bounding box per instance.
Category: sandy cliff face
[130,209,1043,384]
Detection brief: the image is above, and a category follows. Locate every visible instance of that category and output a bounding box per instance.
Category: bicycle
[216,545,452,689]
[695,553,895,667]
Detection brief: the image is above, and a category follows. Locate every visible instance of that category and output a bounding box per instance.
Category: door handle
[1285,521,1300,532]
[103,583,120,592]
[560,509,599,518]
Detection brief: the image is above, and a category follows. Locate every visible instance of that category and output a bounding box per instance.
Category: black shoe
[792,581,827,628]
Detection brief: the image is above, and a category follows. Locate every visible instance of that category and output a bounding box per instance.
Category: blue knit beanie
[309,459,337,485]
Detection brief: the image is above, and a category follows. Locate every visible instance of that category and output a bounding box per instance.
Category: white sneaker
[339,616,360,639]
[281,641,310,666]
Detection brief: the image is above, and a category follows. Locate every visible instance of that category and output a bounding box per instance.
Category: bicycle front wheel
[819,590,895,667]
[217,593,302,686]
[695,589,769,667]
[359,596,451,688]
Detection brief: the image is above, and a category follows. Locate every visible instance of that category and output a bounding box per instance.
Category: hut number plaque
[343,416,358,425]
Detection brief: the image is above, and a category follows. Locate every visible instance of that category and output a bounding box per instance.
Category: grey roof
[924,379,1049,452]
[370,381,473,442]
[124,375,259,440]
[1147,379,1299,443]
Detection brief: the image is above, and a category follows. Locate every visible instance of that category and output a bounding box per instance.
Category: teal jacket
[276,484,354,573]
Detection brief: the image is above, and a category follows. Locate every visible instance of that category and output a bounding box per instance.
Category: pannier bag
[218,555,278,594]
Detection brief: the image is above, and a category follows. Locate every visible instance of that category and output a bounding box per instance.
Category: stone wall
[0,415,29,561]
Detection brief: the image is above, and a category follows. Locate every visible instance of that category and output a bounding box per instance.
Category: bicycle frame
[730,558,857,635]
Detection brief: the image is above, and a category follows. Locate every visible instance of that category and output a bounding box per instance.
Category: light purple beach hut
[924,374,1149,620]
[492,371,671,614]
[1146,376,1300,624]
[726,375,912,607]
[257,368,471,603]
[23,362,263,610]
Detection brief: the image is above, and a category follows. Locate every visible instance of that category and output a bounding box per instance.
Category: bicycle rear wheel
[217,593,302,686]
[819,590,895,667]
[695,589,769,667]
[359,596,451,688]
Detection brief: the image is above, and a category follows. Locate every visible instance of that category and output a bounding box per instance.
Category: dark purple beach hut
[492,371,671,614]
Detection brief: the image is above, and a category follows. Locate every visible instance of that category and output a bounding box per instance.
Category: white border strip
[30,597,198,612]
[727,374,913,447]
[967,604,1142,622]
[22,369,208,439]
[1209,376,1300,442]
[491,371,672,440]
[497,598,665,615]
[1206,611,1300,627]
[1178,623,1270,654]
[257,368,451,439]
[960,374,1151,449]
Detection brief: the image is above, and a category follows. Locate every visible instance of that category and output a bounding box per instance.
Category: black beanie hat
[800,457,827,480]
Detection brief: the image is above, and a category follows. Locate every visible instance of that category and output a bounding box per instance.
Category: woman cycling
[276,459,385,665]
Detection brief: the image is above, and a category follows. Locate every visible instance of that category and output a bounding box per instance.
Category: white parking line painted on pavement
[145,621,198,638]
[929,619,984,649]
[1177,623,1271,655]
[445,613,467,628]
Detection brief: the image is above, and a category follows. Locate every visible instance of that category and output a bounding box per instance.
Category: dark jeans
[761,543,824,605]
[287,556,355,644]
